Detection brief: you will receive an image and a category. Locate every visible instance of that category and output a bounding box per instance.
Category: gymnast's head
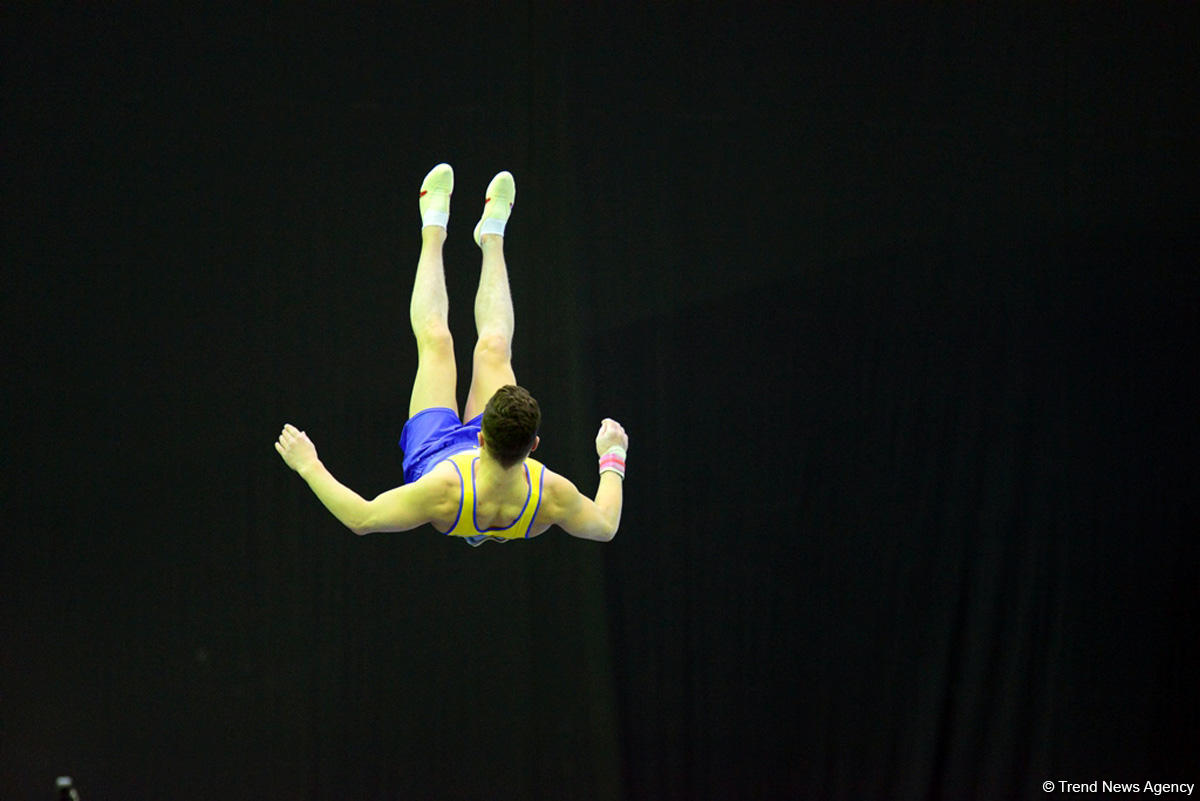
[479,384,541,468]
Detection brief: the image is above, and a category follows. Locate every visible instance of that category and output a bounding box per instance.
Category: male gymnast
[275,164,628,545]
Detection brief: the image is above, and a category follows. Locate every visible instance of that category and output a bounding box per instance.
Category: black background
[3,4,1197,799]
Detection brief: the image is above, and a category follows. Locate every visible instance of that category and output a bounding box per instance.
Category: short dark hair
[481,385,541,468]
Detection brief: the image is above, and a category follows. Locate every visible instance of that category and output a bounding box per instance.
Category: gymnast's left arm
[274,423,375,534]
[274,423,440,535]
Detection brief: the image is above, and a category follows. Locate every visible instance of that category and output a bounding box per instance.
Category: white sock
[477,217,506,238]
[422,209,449,229]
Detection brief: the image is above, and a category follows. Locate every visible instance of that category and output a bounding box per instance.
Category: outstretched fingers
[275,424,319,473]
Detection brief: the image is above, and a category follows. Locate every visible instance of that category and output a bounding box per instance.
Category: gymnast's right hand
[595,418,629,455]
[275,423,320,474]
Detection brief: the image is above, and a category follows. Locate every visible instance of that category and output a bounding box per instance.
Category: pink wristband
[599,452,626,478]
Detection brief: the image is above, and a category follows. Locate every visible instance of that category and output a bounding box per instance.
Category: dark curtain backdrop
[3,4,1196,800]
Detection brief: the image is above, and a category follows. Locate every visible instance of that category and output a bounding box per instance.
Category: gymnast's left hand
[275,424,320,474]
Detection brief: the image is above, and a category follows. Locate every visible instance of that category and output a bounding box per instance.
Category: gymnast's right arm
[274,423,438,534]
[545,418,629,542]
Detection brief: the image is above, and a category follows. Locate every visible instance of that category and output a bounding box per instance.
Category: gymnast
[275,164,627,545]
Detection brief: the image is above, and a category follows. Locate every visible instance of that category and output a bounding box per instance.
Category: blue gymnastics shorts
[399,407,483,484]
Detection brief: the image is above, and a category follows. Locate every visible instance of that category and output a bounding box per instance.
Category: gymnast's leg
[407,164,458,418]
[463,171,518,423]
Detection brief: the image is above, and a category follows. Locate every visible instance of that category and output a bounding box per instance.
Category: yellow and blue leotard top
[436,448,546,546]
